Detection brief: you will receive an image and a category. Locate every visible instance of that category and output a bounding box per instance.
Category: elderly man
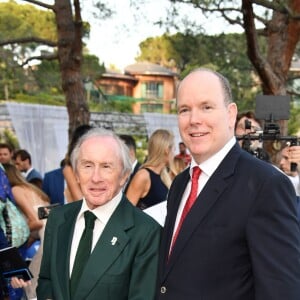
[36,128,161,300]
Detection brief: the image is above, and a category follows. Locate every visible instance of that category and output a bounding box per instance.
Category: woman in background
[169,156,187,180]
[2,163,49,300]
[63,124,92,202]
[126,129,175,209]
[3,164,49,237]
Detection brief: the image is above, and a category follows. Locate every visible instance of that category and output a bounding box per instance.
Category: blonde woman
[126,129,174,209]
[169,156,187,180]
[3,163,50,299]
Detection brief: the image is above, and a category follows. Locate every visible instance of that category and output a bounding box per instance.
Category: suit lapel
[74,197,133,300]
[56,201,82,299]
[165,144,241,275]
[161,170,189,264]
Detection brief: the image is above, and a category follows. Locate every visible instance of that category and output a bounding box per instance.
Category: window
[141,82,163,99]
[141,103,163,113]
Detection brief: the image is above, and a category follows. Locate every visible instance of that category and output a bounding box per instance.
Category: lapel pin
[111,237,118,245]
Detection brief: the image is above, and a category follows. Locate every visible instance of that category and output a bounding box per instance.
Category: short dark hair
[0,143,13,153]
[13,149,31,164]
[235,111,262,131]
[65,124,93,163]
[119,135,137,152]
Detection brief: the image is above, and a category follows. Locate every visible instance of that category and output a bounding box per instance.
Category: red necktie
[169,166,201,254]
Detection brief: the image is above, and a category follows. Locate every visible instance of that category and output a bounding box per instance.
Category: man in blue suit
[13,149,43,189]
[37,128,161,300]
[156,68,300,299]
[119,134,141,194]
[42,160,65,205]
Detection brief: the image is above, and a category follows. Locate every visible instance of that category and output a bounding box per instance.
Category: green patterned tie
[70,210,97,297]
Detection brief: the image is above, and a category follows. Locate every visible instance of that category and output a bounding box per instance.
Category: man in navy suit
[119,134,141,194]
[13,149,43,189]
[156,68,300,299]
[42,159,65,205]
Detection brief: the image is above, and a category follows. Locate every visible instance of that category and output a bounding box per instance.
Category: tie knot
[84,211,97,229]
[192,166,201,180]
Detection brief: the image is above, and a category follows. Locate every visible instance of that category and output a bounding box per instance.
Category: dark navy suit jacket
[42,167,65,205]
[157,143,300,300]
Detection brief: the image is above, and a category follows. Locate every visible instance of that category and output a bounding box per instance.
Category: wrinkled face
[0,148,12,164]
[177,71,237,164]
[76,136,128,209]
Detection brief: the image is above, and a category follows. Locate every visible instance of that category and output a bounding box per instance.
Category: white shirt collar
[189,137,236,177]
[23,167,33,178]
[78,190,123,225]
[132,159,138,171]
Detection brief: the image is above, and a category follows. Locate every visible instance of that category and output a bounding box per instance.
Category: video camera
[236,95,299,171]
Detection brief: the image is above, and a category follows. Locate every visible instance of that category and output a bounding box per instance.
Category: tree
[32,54,105,95]
[166,1,300,127]
[0,0,111,139]
[137,32,260,111]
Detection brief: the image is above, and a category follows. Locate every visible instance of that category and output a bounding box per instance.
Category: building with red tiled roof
[96,62,178,113]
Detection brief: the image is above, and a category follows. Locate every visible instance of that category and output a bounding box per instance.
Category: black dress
[137,168,168,210]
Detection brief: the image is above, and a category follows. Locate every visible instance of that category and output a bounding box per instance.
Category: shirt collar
[79,190,123,225]
[190,137,236,177]
[24,167,33,178]
[132,159,138,171]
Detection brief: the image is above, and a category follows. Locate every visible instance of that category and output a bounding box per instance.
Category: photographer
[235,111,270,162]
[279,144,300,196]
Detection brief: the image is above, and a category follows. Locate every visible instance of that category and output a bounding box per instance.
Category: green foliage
[0,1,58,99]
[81,54,105,81]
[33,60,62,93]
[0,0,56,42]
[137,31,261,112]
[135,136,148,163]
[288,106,300,135]
[0,48,28,99]
[14,92,65,106]
[89,98,133,113]
[0,128,19,150]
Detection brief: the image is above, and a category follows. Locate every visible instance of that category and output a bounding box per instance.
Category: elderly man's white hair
[70,127,132,177]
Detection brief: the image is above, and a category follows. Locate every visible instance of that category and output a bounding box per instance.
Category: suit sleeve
[127,222,161,300]
[41,175,50,198]
[246,171,300,300]
[36,209,55,299]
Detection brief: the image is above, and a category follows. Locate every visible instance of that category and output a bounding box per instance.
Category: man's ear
[228,103,238,129]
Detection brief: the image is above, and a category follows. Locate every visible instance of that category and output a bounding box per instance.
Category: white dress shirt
[69,191,122,276]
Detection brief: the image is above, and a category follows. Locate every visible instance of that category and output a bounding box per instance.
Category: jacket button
[160,286,167,294]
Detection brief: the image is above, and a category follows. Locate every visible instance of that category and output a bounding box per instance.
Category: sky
[3,0,242,70]
[81,0,242,71]
[82,0,180,70]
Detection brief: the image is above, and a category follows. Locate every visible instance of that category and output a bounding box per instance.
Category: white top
[287,174,300,196]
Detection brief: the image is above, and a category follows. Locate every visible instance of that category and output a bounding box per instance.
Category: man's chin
[86,197,109,209]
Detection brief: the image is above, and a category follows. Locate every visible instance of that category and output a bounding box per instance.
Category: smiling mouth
[190,133,206,137]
